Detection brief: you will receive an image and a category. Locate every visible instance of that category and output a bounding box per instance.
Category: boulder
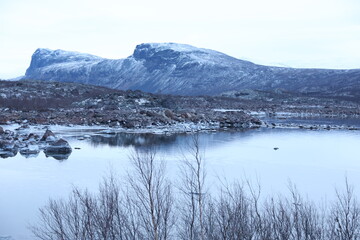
[24,133,39,141]
[0,139,18,159]
[15,124,29,131]
[20,142,40,156]
[0,140,16,151]
[40,129,56,141]
[182,112,192,119]
[44,138,72,154]
[0,126,4,134]
[164,109,175,119]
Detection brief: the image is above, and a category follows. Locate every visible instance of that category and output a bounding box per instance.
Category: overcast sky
[1,0,360,79]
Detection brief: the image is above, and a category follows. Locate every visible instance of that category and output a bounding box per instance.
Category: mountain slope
[24,43,360,97]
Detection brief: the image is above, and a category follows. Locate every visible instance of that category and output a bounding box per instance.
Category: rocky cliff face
[24,43,360,97]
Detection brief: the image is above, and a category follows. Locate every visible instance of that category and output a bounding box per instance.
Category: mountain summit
[24,43,360,97]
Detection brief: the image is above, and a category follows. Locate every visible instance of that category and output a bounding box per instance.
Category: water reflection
[0,148,70,160]
[20,151,39,159]
[0,149,18,158]
[2,132,180,160]
[44,152,71,161]
[89,132,180,148]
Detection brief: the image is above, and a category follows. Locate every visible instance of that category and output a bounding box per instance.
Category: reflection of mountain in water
[90,133,180,149]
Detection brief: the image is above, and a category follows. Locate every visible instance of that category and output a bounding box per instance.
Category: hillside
[24,43,360,99]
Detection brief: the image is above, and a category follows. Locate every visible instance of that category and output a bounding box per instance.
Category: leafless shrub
[30,175,127,240]
[205,182,256,240]
[327,178,360,240]
[31,149,175,240]
[259,183,327,240]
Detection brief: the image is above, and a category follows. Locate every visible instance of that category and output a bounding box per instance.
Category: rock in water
[0,140,15,151]
[45,138,72,154]
[20,142,40,158]
[0,140,18,159]
[40,129,56,141]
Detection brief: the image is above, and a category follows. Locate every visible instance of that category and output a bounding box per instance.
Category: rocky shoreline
[1,113,359,160]
[0,107,262,130]
[263,121,360,131]
[0,80,359,159]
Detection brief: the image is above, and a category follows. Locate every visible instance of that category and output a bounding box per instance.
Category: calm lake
[1,126,360,239]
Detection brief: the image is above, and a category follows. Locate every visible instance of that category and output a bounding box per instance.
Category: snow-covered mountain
[24,43,360,96]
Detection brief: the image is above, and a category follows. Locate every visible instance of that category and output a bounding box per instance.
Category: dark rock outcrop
[44,139,72,154]
[24,43,360,99]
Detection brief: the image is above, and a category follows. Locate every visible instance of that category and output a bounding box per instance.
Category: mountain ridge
[24,43,360,98]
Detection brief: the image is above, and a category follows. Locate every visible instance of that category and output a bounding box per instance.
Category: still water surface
[1,127,360,239]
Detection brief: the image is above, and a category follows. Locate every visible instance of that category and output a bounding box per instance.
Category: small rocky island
[0,126,71,160]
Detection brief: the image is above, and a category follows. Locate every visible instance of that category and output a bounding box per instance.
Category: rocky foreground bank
[0,80,359,131]
[0,80,263,130]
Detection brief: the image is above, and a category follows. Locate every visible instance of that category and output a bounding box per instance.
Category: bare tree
[127,149,175,240]
[177,134,207,240]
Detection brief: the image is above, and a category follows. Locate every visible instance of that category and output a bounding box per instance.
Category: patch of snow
[41,60,102,72]
[147,42,218,55]
[135,98,149,105]
[35,48,102,61]
[46,135,57,142]
[249,111,267,116]
[28,144,40,152]
[146,42,228,65]
[213,109,243,112]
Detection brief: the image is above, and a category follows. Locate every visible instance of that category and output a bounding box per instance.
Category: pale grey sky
[1,0,360,79]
